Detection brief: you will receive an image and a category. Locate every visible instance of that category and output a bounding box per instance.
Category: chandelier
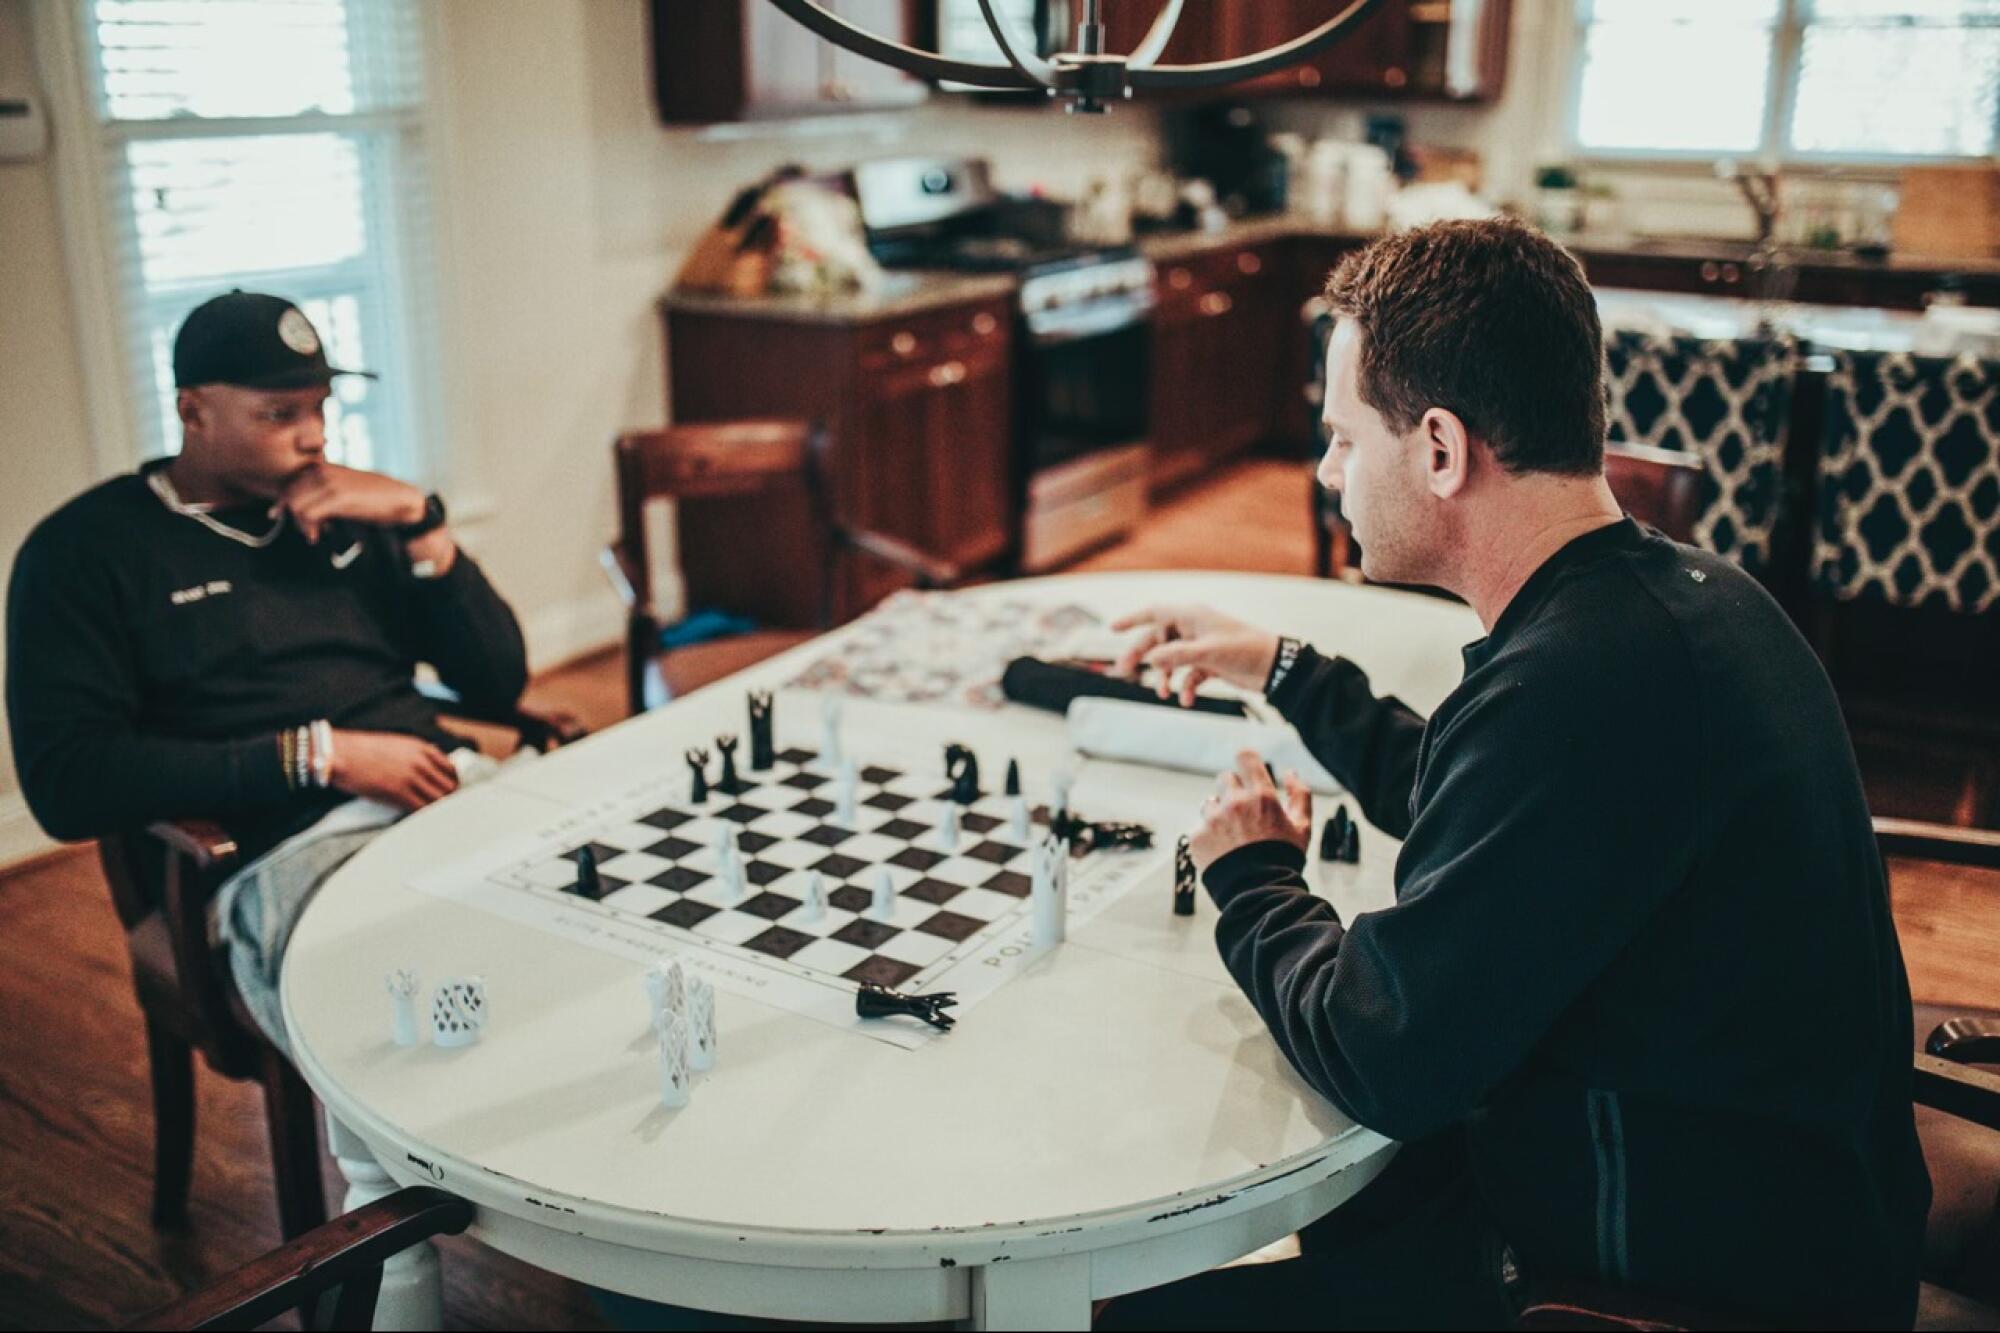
[764,0,1391,114]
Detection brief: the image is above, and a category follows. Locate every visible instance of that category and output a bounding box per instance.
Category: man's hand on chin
[1190,749,1314,872]
[273,462,426,544]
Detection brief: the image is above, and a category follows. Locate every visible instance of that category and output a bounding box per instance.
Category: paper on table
[1066,698,1344,794]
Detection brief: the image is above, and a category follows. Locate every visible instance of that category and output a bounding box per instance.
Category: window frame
[1566,0,2000,169]
[30,0,453,488]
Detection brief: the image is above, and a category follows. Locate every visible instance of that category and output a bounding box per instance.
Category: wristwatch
[398,492,447,540]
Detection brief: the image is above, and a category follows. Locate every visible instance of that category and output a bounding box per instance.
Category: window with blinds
[78,0,438,478]
[1572,0,2000,161]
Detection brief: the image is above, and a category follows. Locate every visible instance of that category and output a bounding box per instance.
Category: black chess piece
[747,692,774,771]
[855,981,959,1032]
[1004,758,1021,797]
[1320,804,1352,863]
[945,743,980,805]
[686,747,711,803]
[1173,836,1196,917]
[1338,818,1361,865]
[572,845,603,900]
[716,734,741,794]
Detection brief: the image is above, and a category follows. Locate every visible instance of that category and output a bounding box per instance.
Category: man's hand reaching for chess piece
[328,729,461,812]
[1190,750,1312,873]
[1109,604,1281,707]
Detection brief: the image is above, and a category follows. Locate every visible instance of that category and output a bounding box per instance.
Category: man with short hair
[1105,220,1928,1328]
[7,290,527,1041]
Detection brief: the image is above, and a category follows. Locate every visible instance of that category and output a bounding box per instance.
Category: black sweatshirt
[1204,519,1929,1328]
[7,460,528,859]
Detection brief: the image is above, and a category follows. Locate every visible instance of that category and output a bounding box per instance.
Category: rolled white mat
[1066,698,1344,794]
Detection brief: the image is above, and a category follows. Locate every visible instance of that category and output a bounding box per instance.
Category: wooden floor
[2,458,1994,1330]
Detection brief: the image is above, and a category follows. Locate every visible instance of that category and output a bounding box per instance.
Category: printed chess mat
[415,746,1162,1048]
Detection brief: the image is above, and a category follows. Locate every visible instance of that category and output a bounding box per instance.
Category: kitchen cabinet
[652,0,927,124]
[665,294,1012,622]
[1149,242,1287,491]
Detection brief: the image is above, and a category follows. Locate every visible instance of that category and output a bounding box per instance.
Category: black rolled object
[1000,657,1249,718]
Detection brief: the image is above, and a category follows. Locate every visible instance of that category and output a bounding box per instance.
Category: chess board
[414,745,1162,1048]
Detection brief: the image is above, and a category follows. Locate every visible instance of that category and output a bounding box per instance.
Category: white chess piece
[1009,793,1033,843]
[1031,837,1067,948]
[835,758,860,827]
[655,1006,692,1108]
[720,850,747,904]
[937,802,961,852]
[646,956,687,1025]
[1050,770,1075,818]
[688,978,717,1072]
[431,976,487,1048]
[820,695,844,766]
[869,867,897,921]
[386,969,420,1047]
[801,871,828,924]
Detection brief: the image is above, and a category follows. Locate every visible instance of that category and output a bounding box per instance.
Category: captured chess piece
[747,691,775,771]
[571,844,603,899]
[855,981,958,1033]
[686,747,711,804]
[1338,818,1361,864]
[431,976,487,1048]
[1321,804,1359,864]
[1173,836,1197,917]
[716,734,742,795]
[386,968,421,1046]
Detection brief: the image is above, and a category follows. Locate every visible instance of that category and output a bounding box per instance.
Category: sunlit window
[1573,0,2000,160]
[80,0,437,476]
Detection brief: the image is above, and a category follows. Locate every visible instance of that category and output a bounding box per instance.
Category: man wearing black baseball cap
[7,291,529,1041]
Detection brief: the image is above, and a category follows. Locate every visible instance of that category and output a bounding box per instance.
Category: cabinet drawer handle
[892,331,918,357]
[1384,66,1407,89]
[1700,261,1720,283]
[1721,263,1741,284]
[1237,251,1262,276]
[929,360,967,387]
[1199,291,1234,317]
[1168,268,1193,291]
[972,312,998,336]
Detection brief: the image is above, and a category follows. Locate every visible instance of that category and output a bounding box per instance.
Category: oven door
[1018,312,1151,472]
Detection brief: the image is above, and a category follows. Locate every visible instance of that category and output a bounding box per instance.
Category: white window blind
[79,0,439,479]
[1573,0,2000,161]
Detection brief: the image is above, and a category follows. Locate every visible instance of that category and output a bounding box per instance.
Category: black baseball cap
[172,290,378,391]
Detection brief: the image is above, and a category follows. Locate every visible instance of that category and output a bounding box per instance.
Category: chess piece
[1320,805,1352,863]
[945,743,979,805]
[801,871,828,924]
[431,976,487,1048]
[1004,758,1021,797]
[869,867,897,921]
[820,695,844,766]
[571,845,603,899]
[646,956,687,1025]
[747,691,774,771]
[855,981,958,1033]
[1173,836,1197,917]
[716,734,742,795]
[655,1005,692,1109]
[937,802,961,852]
[386,968,421,1046]
[1050,770,1075,820]
[688,978,717,1072]
[720,843,747,904]
[1008,794,1032,843]
[1338,818,1361,865]
[1031,836,1067,948]
[686,747,711,804]
[835,758,860,827]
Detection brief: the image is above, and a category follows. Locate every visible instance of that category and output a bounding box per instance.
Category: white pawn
[720,848,746,904]
[820,695,845,766]
[688,978,717,1072]
[937,802,961,852]
[1031,838,1067,948]
[386,968,420,1047]
[656,1006,692,1108]
[835,758,860,827]
[801,871,828,924]
[869,867,897,921]
[1008,793,1033,843]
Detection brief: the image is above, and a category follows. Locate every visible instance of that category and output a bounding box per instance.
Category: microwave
[934,0,1071,85]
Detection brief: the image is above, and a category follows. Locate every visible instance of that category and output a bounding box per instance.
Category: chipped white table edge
[282,571,1482,1330]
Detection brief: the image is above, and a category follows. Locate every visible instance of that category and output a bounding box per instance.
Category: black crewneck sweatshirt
[7,461,528,860]
[1204,519,1929,1328]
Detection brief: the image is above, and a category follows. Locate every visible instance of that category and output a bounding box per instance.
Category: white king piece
[431,976,487,1048]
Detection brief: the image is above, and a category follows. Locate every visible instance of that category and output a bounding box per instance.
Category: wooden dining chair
[100,701,584,1242]
[1602,440,1704,544]
[603,420,964,715]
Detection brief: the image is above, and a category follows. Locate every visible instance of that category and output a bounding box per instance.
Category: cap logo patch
[277,307,320,356]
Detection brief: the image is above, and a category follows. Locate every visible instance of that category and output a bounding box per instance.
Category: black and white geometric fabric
[1603,329,1799,576]
[1813,350,2000,614]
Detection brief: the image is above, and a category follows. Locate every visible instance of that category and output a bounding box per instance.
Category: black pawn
[572,845,603,900]
[1004,758,1021,797]
[716,734,741,794]
[686,747,710,803]
[1338,819,1361,865]
[1320,804,1352,863]
[1173,836,1196,917]
[747,692,774,771]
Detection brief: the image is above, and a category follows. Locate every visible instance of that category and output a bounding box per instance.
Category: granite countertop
[662,270,1018,324]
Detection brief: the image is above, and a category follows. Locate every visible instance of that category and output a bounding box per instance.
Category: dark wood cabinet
[1148,242,1287,491]
[651,0,926,124]
[665,294,1012,622]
